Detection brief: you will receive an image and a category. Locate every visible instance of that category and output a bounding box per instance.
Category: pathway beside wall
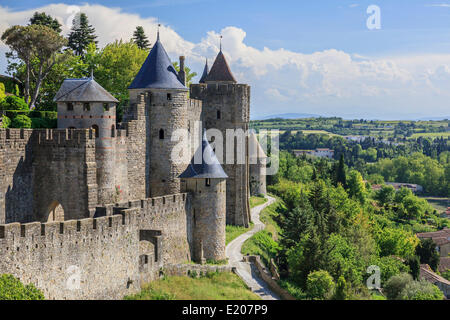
[226,195,280,300]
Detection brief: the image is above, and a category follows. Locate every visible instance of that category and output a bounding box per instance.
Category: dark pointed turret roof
[129,36,186,90]
[53,77,118,103]
[205,51,236,83]
[179,131,228,179]
[199,59,209,83]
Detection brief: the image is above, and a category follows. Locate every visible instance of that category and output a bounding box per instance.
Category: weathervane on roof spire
[219,35,223,51]
[90,68,94,80]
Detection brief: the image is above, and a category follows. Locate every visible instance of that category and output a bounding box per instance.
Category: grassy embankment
[124,272,260,300]
[225,196,267,245]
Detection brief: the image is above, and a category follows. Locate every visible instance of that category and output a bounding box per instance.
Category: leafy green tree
[370,256,410,284]
[347,169,367,203]
[415,238,440,272]
[384,273,413,300]
[374,185,395,208]
[306,270,335,300]
[333,276,348,300]
[1,115,10,128]
[2,25,68,108]
[133,26,151,50]
[29,12,62,33]
[0,274,44,300]
[11,114,32,128]
[375,227,418,259]
[0,96,29,110]
[401,280,444,300]
[0,82,6,100]
[406,256,420,280]
[68,13,98,56]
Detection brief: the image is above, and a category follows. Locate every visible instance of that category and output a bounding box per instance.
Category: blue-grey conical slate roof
[199,59,209,83]
[129,37,187,90]
[179,131,228,179]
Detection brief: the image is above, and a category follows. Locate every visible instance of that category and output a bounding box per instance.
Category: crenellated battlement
[0,209,139,244]
[190,83,250,98]
[34,129,96,147]
[0,128,34,143]
[188,98,202,109]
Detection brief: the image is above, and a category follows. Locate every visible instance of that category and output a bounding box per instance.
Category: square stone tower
[190,51,251,227]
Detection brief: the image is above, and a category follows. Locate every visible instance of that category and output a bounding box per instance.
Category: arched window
[159,129,164,140]
[205,178,211,187]
[92,125,99,138]
[111,125,115,137]
[217,110,221,119]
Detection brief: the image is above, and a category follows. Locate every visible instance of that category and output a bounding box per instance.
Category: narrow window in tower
[111,125,115,137]
[83,103,90,111]
[159,129,164,139]
[92,125,99,138]
[103,103,110,111]
[167,93,172,101]
[67,102,74,111]
[217,110,221,119]
[205,178,211,187]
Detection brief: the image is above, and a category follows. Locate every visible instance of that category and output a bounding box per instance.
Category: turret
[54,76,122,205]
[128,33,189,197]
[180,131,227,263]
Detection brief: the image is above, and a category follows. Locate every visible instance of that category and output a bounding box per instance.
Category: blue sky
[1,1,450,119]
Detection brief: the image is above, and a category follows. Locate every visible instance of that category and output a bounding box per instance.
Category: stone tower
[128,33,189,197]
[54,76,122,205]
[190,50,251,227]
[249,132,267,196]
[180,131,227,263]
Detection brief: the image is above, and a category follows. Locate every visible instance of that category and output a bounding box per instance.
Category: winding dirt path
[225,195,280,300]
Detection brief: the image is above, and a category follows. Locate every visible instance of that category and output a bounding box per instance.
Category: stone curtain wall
[0,212,140,300]
[33,129,98,222]
[0,129,34,224]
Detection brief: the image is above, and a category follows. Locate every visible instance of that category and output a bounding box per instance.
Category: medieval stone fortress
[0,32,267,299]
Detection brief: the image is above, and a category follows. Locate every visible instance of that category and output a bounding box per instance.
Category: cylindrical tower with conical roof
[128,33,189,197]
[180,131,228,263]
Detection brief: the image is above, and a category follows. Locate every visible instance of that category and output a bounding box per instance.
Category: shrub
[0,82,5,100]
[384,273,413,300]
[11,114,32,128]
[1,115,10,128]
[306,270,335,300]
[0,274,44,300]
[0,96,28,111]
[401,280,444,300]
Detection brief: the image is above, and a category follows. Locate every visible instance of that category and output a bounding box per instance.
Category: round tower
[128,33,189,197]
[54,76,121,205]
[180,131,228,263]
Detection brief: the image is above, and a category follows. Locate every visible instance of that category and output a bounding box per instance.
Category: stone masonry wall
[0,129,34,224]
[33,129,98,222]
[0,211,140,300]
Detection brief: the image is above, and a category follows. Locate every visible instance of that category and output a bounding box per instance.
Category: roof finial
[157,20,161,41]
[90,68,94,80]
[219,35,223,51]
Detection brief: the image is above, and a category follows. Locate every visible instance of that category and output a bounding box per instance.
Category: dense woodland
[247,151,448,299]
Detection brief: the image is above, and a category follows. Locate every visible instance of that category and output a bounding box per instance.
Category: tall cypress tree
[133,26,150,50]
[68,13,98,56]
[335,154,347,188]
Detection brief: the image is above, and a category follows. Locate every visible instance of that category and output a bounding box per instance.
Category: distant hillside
[252,113,322,120]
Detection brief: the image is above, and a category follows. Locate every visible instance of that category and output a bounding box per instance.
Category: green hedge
[0,110,57,119]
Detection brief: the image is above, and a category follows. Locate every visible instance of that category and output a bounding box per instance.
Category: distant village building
[416,228,450,258]
[293,148,334,159]
[385,182,423,193]
[419,264,450,299]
